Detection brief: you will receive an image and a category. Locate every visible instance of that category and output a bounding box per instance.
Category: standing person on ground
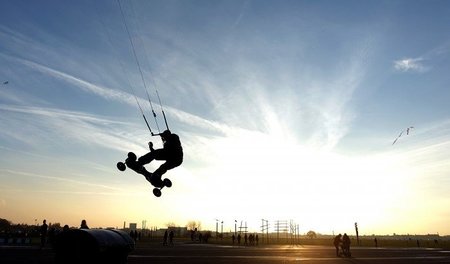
[333,234,342,256]
[169,230,174,246]
[40,219,48,249]
[80,219,89,229]
[163,230,168,246]
[342,233,351,257]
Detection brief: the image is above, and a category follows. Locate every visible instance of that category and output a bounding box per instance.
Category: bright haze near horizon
[1,0,449,235]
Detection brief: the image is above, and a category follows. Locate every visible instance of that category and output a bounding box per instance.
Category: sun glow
[170,127,416,234]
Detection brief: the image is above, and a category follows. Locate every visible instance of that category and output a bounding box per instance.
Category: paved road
[1,243,450,264]
[129,243,450,264]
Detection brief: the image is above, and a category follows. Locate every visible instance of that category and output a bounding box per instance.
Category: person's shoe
[150,175,164,188]
[145,174,152,182]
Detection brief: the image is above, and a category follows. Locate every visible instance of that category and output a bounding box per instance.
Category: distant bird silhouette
[392,126,414,145]
[2,81,8,85]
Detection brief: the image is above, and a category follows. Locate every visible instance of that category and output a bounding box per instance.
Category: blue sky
[1,0,450,235]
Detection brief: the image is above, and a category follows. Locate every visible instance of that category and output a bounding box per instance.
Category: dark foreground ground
[1,242,450,264]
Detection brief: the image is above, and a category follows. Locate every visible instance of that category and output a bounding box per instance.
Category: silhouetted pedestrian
[80,219,89,229]
[191,229,195,241]
[40,220,48,249]
[169,230,174,246]
[48,226,57,246]
[232,234,236,245]
[333,234,342,256]
[130,230,136,242]
[342,233,351,257]
[163,230,168,246]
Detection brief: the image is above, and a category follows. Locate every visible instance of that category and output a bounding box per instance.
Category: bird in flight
[392,126,414,145]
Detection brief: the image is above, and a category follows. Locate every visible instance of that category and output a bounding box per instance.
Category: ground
[1,241,450,264]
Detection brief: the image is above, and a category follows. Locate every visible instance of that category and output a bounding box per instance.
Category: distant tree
[0,218,11,231]
[166,222,176,228]
[50,223,61,229]
[186,221,202,231]
[306,231,317,239]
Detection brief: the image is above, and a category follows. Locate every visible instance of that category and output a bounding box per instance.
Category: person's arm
[148,141,154,152]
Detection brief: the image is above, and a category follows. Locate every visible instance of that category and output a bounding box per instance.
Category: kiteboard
[117,152,172,197]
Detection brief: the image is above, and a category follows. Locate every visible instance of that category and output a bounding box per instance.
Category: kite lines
[116,0,168,136]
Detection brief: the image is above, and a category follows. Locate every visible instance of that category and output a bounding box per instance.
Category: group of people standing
[163,230,175,246]
[40,219,88,248]
[232,233,259,246]
[333,233,351,257]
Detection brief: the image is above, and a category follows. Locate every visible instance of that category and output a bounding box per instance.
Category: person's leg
[138,149,167,165]
[152,159,181,180]
[152,162,171,182]
[137,151,154,165]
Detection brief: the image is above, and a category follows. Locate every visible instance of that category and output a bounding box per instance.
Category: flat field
[1,239,450,264]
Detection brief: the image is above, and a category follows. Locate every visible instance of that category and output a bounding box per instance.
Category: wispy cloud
[0,169,123,191]
[394,57,428,73]
[8,55,237,137]
[0,169,145,197]
[2,18,365,153]
[232,0,250,29]
[0,103,144,152]
[11,56,137,106]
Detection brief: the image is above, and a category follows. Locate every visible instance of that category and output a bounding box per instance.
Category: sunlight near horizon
[0,120,422,234]
[169,127,418,234]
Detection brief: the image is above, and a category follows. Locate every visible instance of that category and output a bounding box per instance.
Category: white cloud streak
[394,57,428,72]
[0,103,143,152]
[9,55,238,137]
[0,169,122,191]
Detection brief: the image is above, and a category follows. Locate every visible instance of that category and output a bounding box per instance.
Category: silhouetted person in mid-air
[40,219,48,249]
[137,130,183,187]
[80,219,89,229]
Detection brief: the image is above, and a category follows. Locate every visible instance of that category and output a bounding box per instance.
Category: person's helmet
[161,130,171,138]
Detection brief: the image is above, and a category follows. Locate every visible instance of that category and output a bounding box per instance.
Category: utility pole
[355,222,360,245]
[215,219,219,239]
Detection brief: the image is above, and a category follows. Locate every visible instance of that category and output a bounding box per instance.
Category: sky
[1,0,449,236]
